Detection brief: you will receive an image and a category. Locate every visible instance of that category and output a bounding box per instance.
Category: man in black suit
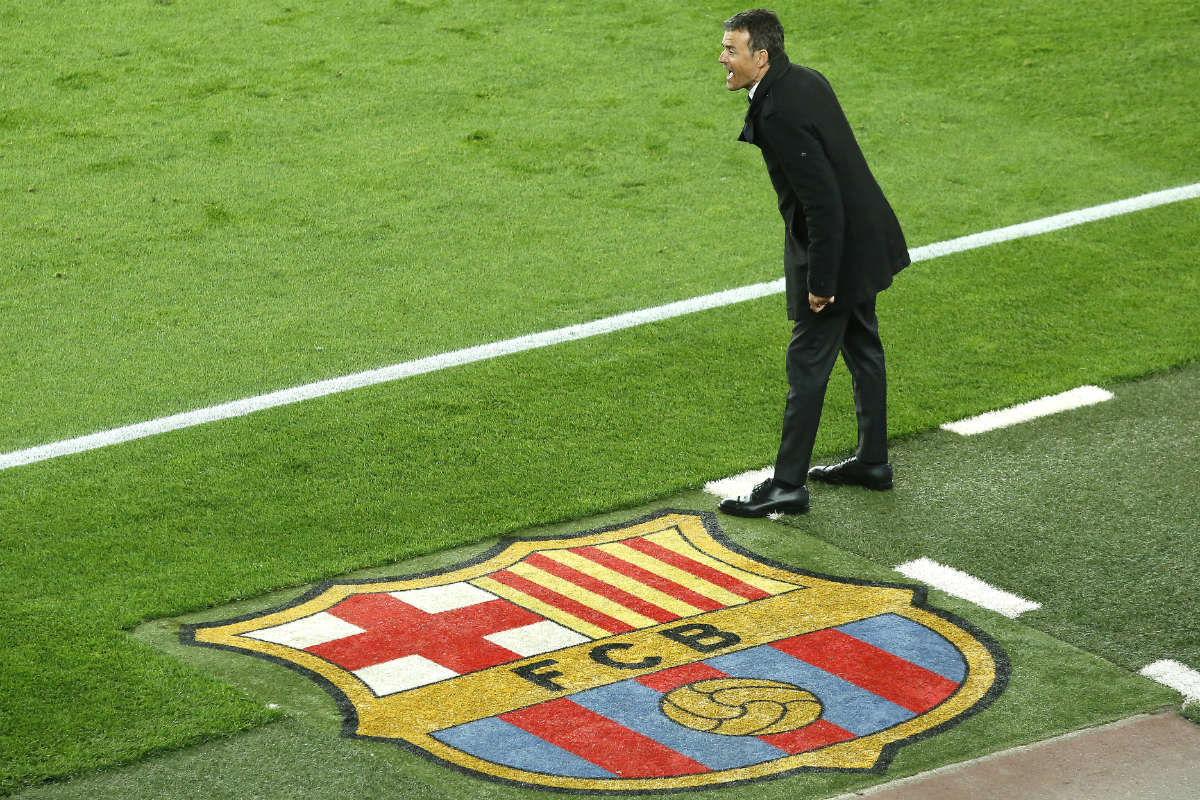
[716,9,910,518]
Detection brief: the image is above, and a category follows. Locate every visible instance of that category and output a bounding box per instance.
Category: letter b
[659,623,741,653]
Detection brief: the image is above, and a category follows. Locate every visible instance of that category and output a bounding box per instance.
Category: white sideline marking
[0,280,782,471]
[895,557,1041,618]
[1139,660,1200,702]
[3,182,1198,472]
[941,385,1115,436]
[907,182,1200,261]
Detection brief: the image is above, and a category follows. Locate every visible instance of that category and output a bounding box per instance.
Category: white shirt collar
[748,80,761,100]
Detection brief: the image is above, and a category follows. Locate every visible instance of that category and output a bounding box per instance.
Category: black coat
[740,55,910,317]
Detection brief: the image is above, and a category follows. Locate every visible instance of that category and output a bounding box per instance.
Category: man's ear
[755,49,769,69]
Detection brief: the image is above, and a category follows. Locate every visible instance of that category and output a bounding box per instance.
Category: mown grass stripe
[2,182,1197,473]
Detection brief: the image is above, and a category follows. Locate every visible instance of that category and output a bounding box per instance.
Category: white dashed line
[1139,660,1200,702]
[941,385,1114,436]
[702,466,775,502]
[894,557,1042,618]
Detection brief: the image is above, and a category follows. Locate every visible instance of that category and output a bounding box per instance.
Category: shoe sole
[810,475,893,491]
[719,503,810,518]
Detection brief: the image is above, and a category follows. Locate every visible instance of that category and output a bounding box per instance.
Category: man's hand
[809,293,835,313]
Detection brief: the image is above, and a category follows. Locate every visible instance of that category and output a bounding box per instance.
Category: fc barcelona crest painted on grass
[183,512,1008,792]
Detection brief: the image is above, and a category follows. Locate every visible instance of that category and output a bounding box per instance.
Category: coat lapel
[738,115,755,144]
[737,54,792,145]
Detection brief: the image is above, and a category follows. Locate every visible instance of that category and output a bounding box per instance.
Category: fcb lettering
[183,512,1009,792]
[514,622,742,687]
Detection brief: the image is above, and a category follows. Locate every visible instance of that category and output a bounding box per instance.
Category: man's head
[720,9,785,92]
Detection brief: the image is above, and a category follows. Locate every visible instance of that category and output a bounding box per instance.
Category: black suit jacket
[740,55,910,318]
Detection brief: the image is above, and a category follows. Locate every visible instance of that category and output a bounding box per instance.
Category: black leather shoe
[808,457,893,490]
[718,479,810,518]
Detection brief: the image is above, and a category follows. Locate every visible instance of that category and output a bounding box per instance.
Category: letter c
[589,642,662,670]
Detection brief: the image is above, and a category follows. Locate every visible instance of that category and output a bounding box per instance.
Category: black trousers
[773,295,888,486]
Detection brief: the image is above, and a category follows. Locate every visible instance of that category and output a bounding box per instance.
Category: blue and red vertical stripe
[431,613,966,779]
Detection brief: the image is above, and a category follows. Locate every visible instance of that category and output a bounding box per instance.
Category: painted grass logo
[183,512,1008,792]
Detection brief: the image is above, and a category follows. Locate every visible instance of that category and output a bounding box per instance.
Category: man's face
[719,29,767,92]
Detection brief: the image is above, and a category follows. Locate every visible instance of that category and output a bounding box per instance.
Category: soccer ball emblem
[660,678,823,736]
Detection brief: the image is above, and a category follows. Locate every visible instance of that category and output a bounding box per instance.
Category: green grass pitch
[2,0,1198,795]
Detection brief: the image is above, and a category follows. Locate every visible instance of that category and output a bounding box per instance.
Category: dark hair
[724,9,786,63]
